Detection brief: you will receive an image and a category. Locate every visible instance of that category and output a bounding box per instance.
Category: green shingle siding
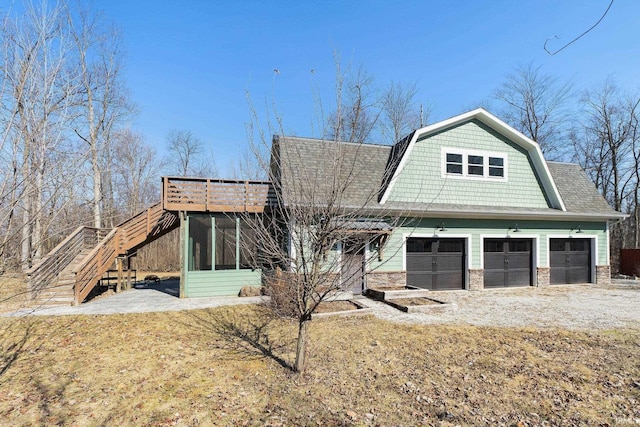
[388,120,550,209]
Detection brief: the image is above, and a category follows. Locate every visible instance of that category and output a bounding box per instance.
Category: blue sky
[97,0,637,175]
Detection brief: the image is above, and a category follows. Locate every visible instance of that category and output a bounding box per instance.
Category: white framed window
[441,148,507,181]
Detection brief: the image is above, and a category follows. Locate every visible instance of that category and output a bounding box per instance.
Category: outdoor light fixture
[573,225,583,233]
[510,224,520,232]
[438,222,447,231]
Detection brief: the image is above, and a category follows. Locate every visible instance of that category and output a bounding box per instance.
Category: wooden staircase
[28,203,179,305]
[27,177,273,306]
[32,249,92,306]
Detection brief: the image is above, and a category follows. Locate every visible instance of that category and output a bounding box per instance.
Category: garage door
[550,238,591,284]
[406,238,465,290]
[484,239,532,288]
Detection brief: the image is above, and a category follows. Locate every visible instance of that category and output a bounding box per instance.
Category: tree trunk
[294,319,309,373]
[92,144,102,228]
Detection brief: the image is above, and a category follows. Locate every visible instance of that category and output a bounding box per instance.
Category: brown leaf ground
[1,304,639,426]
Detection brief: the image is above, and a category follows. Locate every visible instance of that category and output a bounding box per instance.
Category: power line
[544,0,614,56]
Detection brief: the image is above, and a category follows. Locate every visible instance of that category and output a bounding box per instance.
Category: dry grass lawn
[0,275,31,314]
[1,304,639,426]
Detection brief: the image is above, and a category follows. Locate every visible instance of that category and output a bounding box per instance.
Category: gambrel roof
[378,109,565,210]
[271,109,624,221]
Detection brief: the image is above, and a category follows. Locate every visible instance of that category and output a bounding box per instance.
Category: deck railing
[162,176,275,213]
[26,226,108,299]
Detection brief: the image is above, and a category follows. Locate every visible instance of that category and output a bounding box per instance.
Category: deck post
[116,257,124,293]
[179,211,187,298]
[126,256,133,290]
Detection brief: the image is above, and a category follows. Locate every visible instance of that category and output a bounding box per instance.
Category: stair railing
[74,228,120,304]
[26,226,108,300]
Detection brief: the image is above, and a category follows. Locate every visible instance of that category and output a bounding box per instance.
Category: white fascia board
[379,108,567,211]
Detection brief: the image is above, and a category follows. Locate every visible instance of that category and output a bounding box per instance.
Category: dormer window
[442,148,507,181]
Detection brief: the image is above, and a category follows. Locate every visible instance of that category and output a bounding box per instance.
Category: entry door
[342,241,365,294]
[406,238,465,290]
[550,238,591,284]
[484,239,532,288]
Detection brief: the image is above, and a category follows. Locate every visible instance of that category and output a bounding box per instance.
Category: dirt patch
[369,285,416,291]
[315,300,360,313]
[391,297,441,306]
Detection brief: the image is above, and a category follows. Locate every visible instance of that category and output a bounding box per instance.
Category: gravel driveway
[358,280,640,330]
[7,280,640,331]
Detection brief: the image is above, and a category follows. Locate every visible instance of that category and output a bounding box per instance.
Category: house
[174,108,624,296]
[28,108,625,304]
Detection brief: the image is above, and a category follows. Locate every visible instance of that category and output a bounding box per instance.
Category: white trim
[441,147,508,182]
[479,234,540,270]
[364,239,370,272]
[605,222,610,264]
[379,108,566,211]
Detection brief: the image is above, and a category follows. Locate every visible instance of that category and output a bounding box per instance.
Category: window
[489,157,504,177]
[239,218,257,268]
[215,217,237,270]
[188,215,212,271]
[446,153,463,175]
[407,238,433,253]
[443,149,506,180]
[468,155,484,176]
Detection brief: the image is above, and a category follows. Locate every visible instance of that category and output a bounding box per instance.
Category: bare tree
[243,134,399,373]
[0,1,77,270]
[326,57,380,143]
[112,128,159,218]
[494,63,573,160]
[380,80,423,144]
[164,129,217,177]
[572,79,640,266]
[68,3,131,228]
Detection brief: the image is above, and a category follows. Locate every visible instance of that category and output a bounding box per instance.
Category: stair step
[34,298,73,305]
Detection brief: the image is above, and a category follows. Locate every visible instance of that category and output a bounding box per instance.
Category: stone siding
[366,271,406,289]
[536,267,550,287]
[596,265,611,286]
[468,269,484,291]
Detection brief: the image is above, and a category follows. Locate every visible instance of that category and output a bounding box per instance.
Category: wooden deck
[162,176,275,213]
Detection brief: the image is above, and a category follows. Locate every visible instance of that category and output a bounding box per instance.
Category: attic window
[468,155,484,176]
[442,148,507,181]
[489,157,504,177]
[446,153,463,174]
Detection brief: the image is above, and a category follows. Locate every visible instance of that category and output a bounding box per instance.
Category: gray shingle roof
[546,161,620,216]
[274,136,391,209]
[273,135,623,220]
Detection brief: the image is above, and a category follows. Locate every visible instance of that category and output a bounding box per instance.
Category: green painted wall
[185,269,261,297]
[367,218,609,272]
[388,120,550,209]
